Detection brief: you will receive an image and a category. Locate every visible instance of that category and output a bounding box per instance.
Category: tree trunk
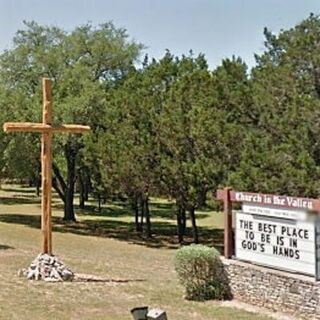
[84,173,90,201]
[140,197,144,231]
[181,204,187,236]
[63,143,77,221]
[135,202,140,232]
[177,198,187,242]
[52,141,79,222]
[64,190,75,221]
[189,206,199,244]
[144,195,151,238]
[176,208,184,244]
[64,181,75,221]
[36,175,41,197]
[78,170,85,209]
[182,211,186,235]
[98,193,101,212]
[176,199,186,243]
[132,195,141,232]
[198,187,207,208]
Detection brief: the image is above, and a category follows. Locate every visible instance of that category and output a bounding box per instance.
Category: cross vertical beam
[41,78,53,254]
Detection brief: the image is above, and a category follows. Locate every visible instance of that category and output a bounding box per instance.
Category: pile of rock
[20,253,74,282]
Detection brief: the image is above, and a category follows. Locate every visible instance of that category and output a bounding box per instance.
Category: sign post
[223,187,233,258]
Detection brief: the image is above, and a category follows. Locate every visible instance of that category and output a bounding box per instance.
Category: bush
[174,244,230,301]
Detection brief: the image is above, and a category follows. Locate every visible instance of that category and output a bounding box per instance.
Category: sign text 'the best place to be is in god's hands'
[234,192,320,277]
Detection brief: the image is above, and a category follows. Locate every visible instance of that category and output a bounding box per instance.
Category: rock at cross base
[20,253,74,282]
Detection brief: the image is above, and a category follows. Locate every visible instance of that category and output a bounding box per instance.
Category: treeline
[1,15,320,243]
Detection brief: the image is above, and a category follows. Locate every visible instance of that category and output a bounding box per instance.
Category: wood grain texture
[3,123,90,133]
[223,187,234,259]
[41,78,53,255]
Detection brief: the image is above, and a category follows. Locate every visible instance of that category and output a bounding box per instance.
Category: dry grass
[0,185,271,320]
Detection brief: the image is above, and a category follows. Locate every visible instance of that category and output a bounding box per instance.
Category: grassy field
[0,184,271,320]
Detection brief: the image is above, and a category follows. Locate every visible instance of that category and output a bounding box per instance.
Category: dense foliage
[1,15,320,243]
[0,21,142,220]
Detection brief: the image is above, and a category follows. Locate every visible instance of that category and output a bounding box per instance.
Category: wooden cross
[3,78,90,255]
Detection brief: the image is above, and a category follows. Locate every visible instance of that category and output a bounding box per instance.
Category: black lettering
[258,223,277,233]
[266,234,271,243]
[276,236,284,246]
[273,245,278,255]
[241,240,259,251]
[281,227,309,239]
[273,245,300,260]
[289,238,297,248]
[240,220,253,230]
[245,230,255,240]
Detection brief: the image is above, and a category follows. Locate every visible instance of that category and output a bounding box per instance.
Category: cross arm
[52,124,91,133]
[4,122,52,133]
[3,122,91,134]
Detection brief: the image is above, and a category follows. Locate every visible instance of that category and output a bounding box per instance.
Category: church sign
[217,189,320,279]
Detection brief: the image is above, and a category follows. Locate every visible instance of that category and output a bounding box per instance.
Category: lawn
[0,184,271,320]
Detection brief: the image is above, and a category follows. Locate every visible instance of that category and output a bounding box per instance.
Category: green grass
[0,184,270,320]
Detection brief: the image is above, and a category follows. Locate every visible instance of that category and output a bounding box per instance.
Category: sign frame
[216,188,320,280]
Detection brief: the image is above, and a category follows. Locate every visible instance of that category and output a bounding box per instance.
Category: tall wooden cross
[3,78,90,255]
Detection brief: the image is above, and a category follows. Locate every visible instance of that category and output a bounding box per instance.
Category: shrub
[174,244,229,301]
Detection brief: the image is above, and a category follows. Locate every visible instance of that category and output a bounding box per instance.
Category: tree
[157,54,249,243]
[85,52,178,236]
[229,14,320,197]
[0,21,142,220]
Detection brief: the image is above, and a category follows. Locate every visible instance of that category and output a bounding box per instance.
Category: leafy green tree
[157,54,249,243]
[87,51,250,243]
[0,84,40,188]
[85,52,178,236]
[0,21,142,220]
[229,14,320,197]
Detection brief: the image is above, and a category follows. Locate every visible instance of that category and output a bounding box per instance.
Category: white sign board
[236,204,319,277]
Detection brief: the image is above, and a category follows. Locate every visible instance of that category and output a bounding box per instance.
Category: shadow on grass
[72,203,132,218]
[1,187,37,194]
[67,200,210,221]
[0,197,41,205]
[0,213,223,251]
[74,274,146,283]
[0,244,14,250]
[0,196,59,206]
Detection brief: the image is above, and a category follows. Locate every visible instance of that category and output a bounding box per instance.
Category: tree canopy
[1,14,320,243]
[0,21,142,220]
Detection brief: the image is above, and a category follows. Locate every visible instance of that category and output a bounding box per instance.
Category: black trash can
[131,306,148,320]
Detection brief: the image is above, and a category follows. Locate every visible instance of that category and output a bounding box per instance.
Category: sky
[0,0,320,69]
